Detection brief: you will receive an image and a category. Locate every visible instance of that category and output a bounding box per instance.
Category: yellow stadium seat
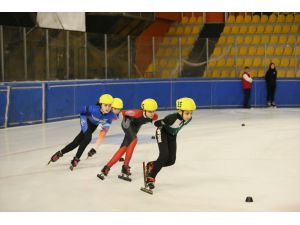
[248,25,256,34]
[230,70,237,78]
[218,36,226,45]
[227,15,235,23]
[252,15,260,23]
[162,37,171,45]
[248,46,257,55]
[167,59,177,68]
[277,14,285,22]
[272,58,280,66]
[261,15,268,23]
[280,58,290,67]
[181,37,188,45]
[221,70,230,77]
[289,58,299,67]
[264,25,273,34]
[213,47,222,56]
[225,58,235,67]
[188,17,197,24]
[282,25,291,33]
[180,17,189,24]
[257,46,265,55]
[290,25,299,33]
[244,15,251,23]
[186,37,195,45]
[244,36,252,45]
[159,59,168,67]
[297,71,300,78]
[170,37,179,45]
[208,60,217,68]
[257,69,265,77]
[180,16,189,24]
[236,15,244,23]
[168,27,176,35]
[273,25,282,34]
[236,58,244,67]
[296,46,300,55]
[269,14,277,23]
[216,59,226,67]
[173,48,179,57]
[182,47,190,57]
[287,35,296,44]
[283,45,293,56]
[183,27,192,34]
[277,70,286,78]
[297,36,300,44]
[266,46,275,55]
[278,36,287,44]
[244,58,253,67]
[230,26,239,34]
[196,16,203,24]
[286,70,295,77]
[191,26,201,34]
[256,26,264,34]
[228,46,236,56]
[164,48,173,57]
[294,14,300,23]
[236,36,244,45]
[146,64,153,73]
[261,36,270,44]
[212,70,221,77]
[238,46,248,55]
[285,14,294,23]
[251,35,261,44]
[176,27,184,35]
[226,36,235,44]
[161,70,170,78]
[252,57,262,67]
[157,48,164,57]
[251,70,258,77]
[239,26,248,34]
[274,46,284,55]
[270,36,279,44]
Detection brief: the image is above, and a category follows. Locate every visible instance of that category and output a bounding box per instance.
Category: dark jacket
[265,68,277,87]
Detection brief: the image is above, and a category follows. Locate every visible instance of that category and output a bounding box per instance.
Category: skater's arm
[243,73,253,83]
[96,129,107,145]
[154,113,177,127]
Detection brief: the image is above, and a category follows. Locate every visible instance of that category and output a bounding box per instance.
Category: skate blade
[118,175,132,182]
[97,174,105,180]
[140,187,153,195]
[47,160,51,165]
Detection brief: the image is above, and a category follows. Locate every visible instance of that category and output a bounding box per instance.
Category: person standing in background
[241,66,253,109]
[265,63,277,107]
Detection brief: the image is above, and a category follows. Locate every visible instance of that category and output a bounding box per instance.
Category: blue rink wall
[1,78,300,128]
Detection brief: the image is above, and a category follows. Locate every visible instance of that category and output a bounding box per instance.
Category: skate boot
[146,177,155,190]
[69,157,80,171]
[271,101,277,108]
[119,157,124,162]
[267,101,271,107]
[146,161,154,176]
[118,165,132,182]
[86,148,97,159]
[97,165,110,180]
[47,151,63,165]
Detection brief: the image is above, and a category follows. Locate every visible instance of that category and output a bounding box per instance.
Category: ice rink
[0,108,299,211]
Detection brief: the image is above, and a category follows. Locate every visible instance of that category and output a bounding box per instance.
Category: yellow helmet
[112,98,123,109]
[98,94,114,105]
[176,97,196,111]
[141,98,158,111]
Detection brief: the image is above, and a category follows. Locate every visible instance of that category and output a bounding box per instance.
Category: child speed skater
[47,94,117,170]
[144,97,196,190]
[97,98,158,181]
[86,98,124,159]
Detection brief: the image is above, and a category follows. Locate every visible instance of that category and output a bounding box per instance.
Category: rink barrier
[0,78,300,128]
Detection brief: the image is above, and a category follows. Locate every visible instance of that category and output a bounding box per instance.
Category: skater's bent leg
[106,145,128,168]
[124,138,138,166]
[165,138,177,167]
[60,131,84,154]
